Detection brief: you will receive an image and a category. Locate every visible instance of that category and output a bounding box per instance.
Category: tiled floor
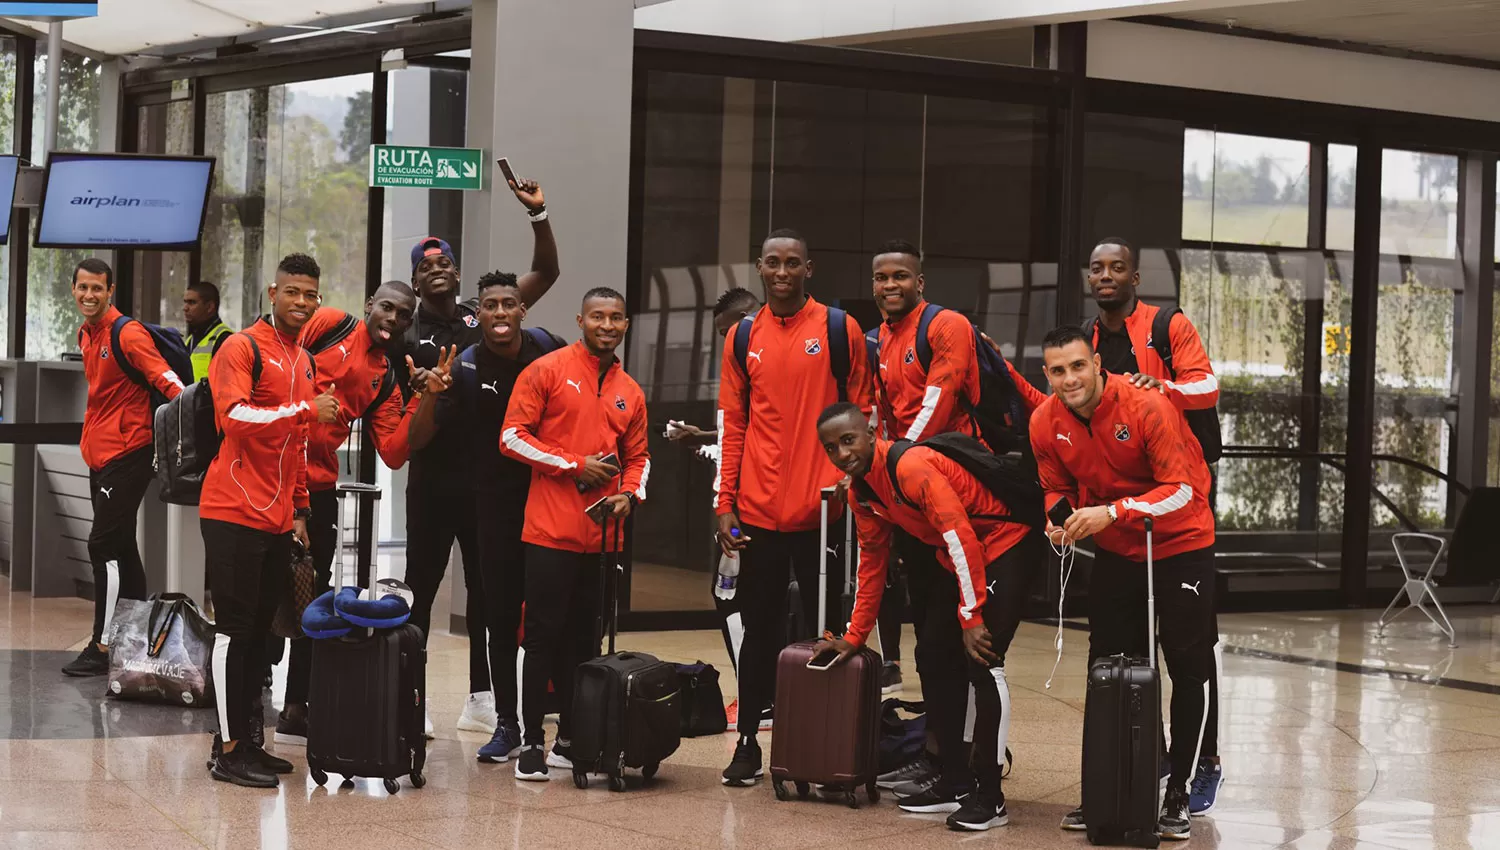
[4,571,1500,849]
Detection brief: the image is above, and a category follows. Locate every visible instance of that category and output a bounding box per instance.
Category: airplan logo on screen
[70,190,178,209]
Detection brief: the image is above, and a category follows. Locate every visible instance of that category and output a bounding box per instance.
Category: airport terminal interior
[2,0,1500,847]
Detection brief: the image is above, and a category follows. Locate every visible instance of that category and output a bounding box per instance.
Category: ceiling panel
[1174,0,1500,63]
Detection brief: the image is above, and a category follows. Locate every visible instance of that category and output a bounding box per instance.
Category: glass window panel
[1183,129,1310,247]
[1326,144,1358,252]
[0,37,15,357]
[26,50,101,361]
[1381,149,1458,258]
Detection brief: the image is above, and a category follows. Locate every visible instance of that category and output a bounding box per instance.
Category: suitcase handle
[1144,516,1156,671]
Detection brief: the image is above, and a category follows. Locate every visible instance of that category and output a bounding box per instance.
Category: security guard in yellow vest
[183,281,232,383]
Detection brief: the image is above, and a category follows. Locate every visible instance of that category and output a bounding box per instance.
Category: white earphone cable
[229,331,300,513]
[1044,531,1077,690]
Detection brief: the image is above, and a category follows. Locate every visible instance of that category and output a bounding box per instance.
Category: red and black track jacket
[300,308,411,493]
[199,318,316,534]
[78,305,185,470]
[1089,301,1219,412]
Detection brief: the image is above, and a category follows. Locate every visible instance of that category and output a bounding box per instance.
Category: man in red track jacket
[201,253,338,789]
[1085,237,1225,814]
[63,258,186,678]
[868,239,1048,705]
[273,283,422,745]
[500,286,649,782]
[1029,325,1215,841]
[815,402,1038,831]
[715,228,874,786]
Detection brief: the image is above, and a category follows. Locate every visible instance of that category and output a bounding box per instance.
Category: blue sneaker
[477,723,523,764]
[1188,758,1223,816]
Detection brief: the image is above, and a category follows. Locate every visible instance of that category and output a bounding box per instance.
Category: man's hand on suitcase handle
[716,513,751,556]
[964,623,998,666]
[813,635,857,666]
[601,493,634,518]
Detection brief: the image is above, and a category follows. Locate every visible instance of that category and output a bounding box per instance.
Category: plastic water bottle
[714,529,741,600]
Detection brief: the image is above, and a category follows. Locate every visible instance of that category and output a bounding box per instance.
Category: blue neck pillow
[333,586,412,629]
[301,590,352,639]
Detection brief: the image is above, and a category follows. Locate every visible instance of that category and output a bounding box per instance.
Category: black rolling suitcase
[1083,517,1161,847]
[306,482,427,794]
[570,515,681,791]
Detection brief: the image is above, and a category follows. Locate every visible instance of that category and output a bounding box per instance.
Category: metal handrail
[1219,445,1467,534]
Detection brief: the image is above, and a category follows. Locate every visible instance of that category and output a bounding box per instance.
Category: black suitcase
[1083,517,1161,848]
[306,483,428,794]
[570,515,681,791]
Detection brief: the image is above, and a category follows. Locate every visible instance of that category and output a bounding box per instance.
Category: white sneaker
[424,709,435,740]
[457,692,498,733]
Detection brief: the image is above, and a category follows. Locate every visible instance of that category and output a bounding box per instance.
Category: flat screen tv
[35,153,215,250]
[0,155,18,245]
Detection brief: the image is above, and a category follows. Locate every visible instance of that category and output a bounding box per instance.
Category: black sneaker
[1059,804,1086,831]
[546,739,574,770]
[881,662,903,696]
[897,786,965,814]
[514,745,549,782]
[892,771,942,799]
[878,755,935,790]
[247,744,294,775]
[274,702,309,746]
[721,735,763,786]
[947,795,1009,831]
[210,745,279,788]
[1158,786,1191,841]
[61,644,109,677]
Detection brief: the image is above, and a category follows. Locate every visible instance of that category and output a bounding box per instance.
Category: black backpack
[856,432,1044,529]
[1086,307,1223,463]
[871,303,1032,454]
[86,316,195,410]
[154,335,263,506]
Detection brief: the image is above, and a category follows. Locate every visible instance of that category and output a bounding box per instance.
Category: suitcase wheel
[573,771,589,790]
[310,768,328,787]
[609,774,627,793]
[341,778,356,789]
[642,762,659,782]
[866,781,880,804]
[773,778,790,801]
[844,789,860,810]
[410,772,426,789]
[384,778,401,795]
[796,781,811,801]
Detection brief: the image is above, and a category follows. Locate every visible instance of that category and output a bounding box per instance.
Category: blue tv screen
[35,153,215,250]
[0,155,18,245]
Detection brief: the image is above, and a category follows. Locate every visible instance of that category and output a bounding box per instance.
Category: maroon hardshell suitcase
[768,489,882,808]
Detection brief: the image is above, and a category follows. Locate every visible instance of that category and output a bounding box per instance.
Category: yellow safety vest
[189,321,233,383]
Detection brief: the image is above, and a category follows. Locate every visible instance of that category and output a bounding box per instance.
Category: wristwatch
[1106,503,1118,523]
[626,492,640,509]
[294,507,312,520]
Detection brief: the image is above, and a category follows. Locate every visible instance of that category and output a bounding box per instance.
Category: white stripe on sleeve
[1167,373,1218,397]
[904,385,943,441]
[161,370,186,391]
[1122,484,1194,517]
[712,408,724,509]
[227,400,309,424]
[942,528,979,622]
[634,459,651,501]
[501,426,578,471]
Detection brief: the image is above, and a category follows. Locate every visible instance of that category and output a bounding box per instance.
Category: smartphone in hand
[497,157,519,187]
[1048,499,1075,528]
[805,649,841,670]
[585,496,613,525]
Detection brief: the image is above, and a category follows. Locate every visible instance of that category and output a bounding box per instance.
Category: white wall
[1088,20,1500,124]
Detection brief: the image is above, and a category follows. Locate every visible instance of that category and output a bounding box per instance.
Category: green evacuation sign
[369,145,484,190]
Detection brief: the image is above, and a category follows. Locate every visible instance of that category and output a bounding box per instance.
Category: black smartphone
[1048,498,1075,527]
[575,453,623,492]
[497,157,518,187]
[805,649,841,670]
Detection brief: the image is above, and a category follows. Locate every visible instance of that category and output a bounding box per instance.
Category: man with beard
[401,177,559,735]
[201,253,339,787]
[273,281,425,745]
[408,270,566,764]
[500,287,649,781]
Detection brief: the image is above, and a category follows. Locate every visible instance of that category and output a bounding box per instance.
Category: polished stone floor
[2,572,1499,849]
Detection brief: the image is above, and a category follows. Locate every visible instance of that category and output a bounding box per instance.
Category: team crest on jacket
[463,314,479,328]
[804,338,822,356]
[100,348,109,359]
[614,394,627,411]
[903,348,915,365]
[1115,423,1131,442]
[370,376,380,390]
